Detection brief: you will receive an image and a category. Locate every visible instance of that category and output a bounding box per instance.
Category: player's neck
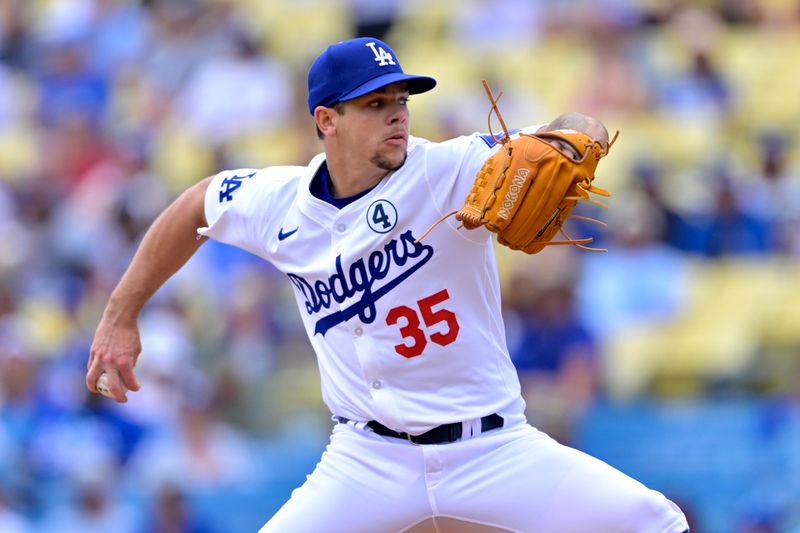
[325,154,388,198]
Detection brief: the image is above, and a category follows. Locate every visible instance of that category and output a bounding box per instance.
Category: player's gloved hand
[86,313,142,402]
[458,83,615,254]
[417,81,616,254]
[457,127,614,254]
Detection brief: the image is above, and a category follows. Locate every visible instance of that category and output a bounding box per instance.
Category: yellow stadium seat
[239,0,351,66]
[0,128,38,183]
[718,29,800,127]
[152,122,216,194]
[222,128,306,169]
[760,261,800,347]
[603,258,793,399]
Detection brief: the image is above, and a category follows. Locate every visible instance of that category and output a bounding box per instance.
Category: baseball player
[86,37,690,532]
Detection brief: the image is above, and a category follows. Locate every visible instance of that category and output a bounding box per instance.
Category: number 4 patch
[367,199,398,234]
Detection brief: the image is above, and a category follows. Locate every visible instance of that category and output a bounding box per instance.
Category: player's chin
[372,149,407,171]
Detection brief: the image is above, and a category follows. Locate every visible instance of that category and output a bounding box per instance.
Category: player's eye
[399,96,410,106]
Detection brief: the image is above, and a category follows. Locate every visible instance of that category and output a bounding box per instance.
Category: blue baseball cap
[307,37,437,114]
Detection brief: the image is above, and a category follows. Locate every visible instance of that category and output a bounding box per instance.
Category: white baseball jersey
[198,133,521,434]
[198,132,691,533]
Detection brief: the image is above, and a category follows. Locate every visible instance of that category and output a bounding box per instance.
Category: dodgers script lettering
[287,230,434,336]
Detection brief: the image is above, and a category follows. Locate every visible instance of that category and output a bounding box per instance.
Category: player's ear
[314,106,337,138]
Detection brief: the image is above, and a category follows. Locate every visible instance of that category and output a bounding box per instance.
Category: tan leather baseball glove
[457,125,613,254]
[417,82,615,254]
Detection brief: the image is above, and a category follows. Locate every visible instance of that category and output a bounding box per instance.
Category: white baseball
[96,372,126,398]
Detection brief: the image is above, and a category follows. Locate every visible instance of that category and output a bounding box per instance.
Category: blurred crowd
[1,0,800,531]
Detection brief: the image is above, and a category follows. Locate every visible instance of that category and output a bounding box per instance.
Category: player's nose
[387,105,409,125]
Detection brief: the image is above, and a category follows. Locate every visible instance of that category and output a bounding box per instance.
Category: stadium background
[1,0,800,531]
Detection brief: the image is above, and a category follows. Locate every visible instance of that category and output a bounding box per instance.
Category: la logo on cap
[366,41,395,66]
[306,37,436,113]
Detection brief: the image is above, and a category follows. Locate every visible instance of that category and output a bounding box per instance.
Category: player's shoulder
[407,132,499,167]
[216,165,306,186]
[410,124,547,152]
[409,132,502,152]
[211,163,308,200]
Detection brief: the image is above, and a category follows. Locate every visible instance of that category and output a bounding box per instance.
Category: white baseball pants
[260,421,689,533]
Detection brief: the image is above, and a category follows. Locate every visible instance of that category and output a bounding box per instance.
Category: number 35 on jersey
[386,289,460,358]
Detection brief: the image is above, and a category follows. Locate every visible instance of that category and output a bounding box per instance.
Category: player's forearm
[103,178,211,321]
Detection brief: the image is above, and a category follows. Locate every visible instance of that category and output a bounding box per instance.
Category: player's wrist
[102,294,143,326]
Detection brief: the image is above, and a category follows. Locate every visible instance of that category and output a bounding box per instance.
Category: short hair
[315,101,346,140]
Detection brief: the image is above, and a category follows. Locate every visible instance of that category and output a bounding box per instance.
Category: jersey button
[371,380,382,390]
[354,327,363,336]
[336,223,346,233]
